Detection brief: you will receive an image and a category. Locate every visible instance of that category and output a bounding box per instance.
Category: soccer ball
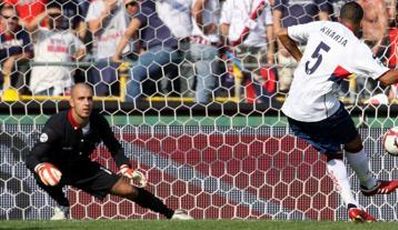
[383,127,398,156]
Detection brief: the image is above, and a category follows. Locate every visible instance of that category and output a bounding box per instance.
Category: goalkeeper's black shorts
[36,161,120,200]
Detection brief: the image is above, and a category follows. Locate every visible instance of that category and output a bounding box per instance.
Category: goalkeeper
[26,83,191,220]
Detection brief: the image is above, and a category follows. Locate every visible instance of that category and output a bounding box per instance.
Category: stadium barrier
[2,60,395,106]
[1,61,130,102]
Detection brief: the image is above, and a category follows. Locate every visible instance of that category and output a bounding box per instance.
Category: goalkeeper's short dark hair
[339,2,364,25]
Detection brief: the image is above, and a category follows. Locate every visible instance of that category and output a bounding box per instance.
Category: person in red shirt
[3,0,48,26]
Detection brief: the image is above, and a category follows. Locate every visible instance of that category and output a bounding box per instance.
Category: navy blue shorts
[287,104,358,154]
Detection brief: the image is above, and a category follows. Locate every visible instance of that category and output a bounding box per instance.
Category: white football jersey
[156,0,193,39]
[190,0,220,43]
[86,0,130,60]
[220,0,272,47]
[281,21,389,122]
[30,28,85,95]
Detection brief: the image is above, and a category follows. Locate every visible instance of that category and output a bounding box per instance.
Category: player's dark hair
[339,2,364,24]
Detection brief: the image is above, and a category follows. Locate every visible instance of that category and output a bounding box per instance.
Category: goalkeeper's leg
[110,176,175,219]
[34,174,70,219]
[34,174,70,207]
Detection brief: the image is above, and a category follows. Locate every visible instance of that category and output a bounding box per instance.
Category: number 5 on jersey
[305,42,331,75]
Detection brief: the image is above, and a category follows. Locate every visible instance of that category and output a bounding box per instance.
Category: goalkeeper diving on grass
[25,83,192,220]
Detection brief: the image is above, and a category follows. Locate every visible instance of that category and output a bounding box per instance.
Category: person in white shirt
[278,2,398,222]
[156,0,193,42]
[189,0,220,104]
[86,0,131,96]
[26,5,86,96]
[156,0,192,96]
[220,0,274,102]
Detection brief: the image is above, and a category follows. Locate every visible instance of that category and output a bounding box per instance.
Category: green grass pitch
[1,220,397,230]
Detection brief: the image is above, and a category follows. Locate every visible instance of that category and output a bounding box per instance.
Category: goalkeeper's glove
[34,162,62,186]
[118,164,147,188]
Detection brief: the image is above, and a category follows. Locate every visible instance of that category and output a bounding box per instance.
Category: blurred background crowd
[0,0,397,104]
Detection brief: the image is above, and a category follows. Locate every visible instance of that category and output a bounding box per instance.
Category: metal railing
[0,60,251,103]
[3,60,386,105]
[1,61,129,102]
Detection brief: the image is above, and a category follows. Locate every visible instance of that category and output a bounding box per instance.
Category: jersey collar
[67,109,80,130]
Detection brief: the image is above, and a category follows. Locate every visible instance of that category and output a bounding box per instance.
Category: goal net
[1,0,398,221]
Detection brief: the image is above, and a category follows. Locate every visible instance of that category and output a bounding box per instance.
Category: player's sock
[346,149,377,190]
[133,187,174,219]
[55,198,70,208]
[327,159,358,207]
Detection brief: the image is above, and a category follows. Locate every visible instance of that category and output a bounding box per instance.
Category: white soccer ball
[383,127,398,156]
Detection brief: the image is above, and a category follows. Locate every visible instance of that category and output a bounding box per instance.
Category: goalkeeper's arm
[96,113,147,187]
[26,124,59,172]
[26,120,63,186]
[95,113,130,167]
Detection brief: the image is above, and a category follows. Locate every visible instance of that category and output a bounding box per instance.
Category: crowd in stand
[0,0,397,104]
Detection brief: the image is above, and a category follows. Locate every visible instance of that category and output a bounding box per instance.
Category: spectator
[220,0,275,102]
[0,5,32,93]
[112,0,181,102]
[156,0,193,43]
[85,0,132,96]
[156,0,193,96]
[56,0,92,85]
[327,0,353,21]
[358,0,389,52]
[354,0,390,102]
[25,5,86,96]
[386,0,396,26]
[377,12,396,114]
[54,0,88,41]
[189,0,221,104]
[3,0,47,27]
[273,0,331,93]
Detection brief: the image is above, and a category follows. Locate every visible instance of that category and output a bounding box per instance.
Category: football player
[26,83,192,220]
[278,2,398,222]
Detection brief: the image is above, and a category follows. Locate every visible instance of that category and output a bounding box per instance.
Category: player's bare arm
[72,48,86,61]
[266,24,275,64]
[25,7,61,32]
[277,29,302,62]
[377,69,398,86]
[192,0,216,35]
[272,7,282,35]
[220,23,230,45]
[112,18,141,63]
[87,0,119,35]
